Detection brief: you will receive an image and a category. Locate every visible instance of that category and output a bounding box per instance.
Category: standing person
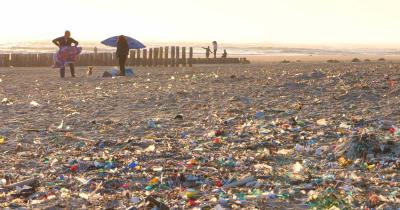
[116,35,129,76]
[202,46,212,59]
[222,49,227,58]
[212,41,218,58]
[52,31,79,78]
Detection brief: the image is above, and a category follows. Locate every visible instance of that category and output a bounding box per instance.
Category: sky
[1,0,400,46]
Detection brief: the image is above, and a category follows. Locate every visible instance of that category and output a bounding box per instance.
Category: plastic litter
[1,64,399,209]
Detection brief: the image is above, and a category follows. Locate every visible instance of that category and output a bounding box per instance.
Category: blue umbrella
[101,35,146,49]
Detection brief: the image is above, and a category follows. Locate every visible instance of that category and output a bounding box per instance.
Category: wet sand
[246,55,400,63]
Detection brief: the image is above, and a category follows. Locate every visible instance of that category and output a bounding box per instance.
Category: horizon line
[2,39,400,49]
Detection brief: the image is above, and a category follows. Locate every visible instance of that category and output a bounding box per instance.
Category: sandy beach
[0,62,399,209]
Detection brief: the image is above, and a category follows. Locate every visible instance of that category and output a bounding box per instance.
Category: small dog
[87,66,93,76]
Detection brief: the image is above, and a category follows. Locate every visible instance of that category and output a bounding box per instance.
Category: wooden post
[32,54,37,67]
[89,53,94,66]
[137,49,141,66]
[189,47,193,67]
[148,48,153,67]
[104,53,110,66]
[112,52,117,66]
[3,54,7,67]
[30,54,34,67]
[104,53,109,66]
[154,48,159,66]
[1,54,7,67]
[36,53,42,66]
[151,48,155,66]
[164,46,169,67]
[10,54,15,67]
[88,53,93,66]
[159,47,163,66]
[18,54,23,67]
[6,54,10,67]
[16,54,22,67]
[84,54,90,66]
[0,54,5,67]
[1,54,6,67]
[142,49,147,66]
[182,47,186,67]
[96,53,102,66]
[171,46,175,67]
[98,53,102,66]
[130,50,136,66]
[49,53,54,66]
[38,54,44,66]
[23,54,28,67]
[105,53,110,66]
[13,54,18,67]
[93,48,98,65]
[94,53,100,66]
[77,54,85,66]
[103,53,108,66]
[176,46,180,67]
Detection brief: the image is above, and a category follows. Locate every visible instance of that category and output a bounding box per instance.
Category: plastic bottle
[255,111,265,119]
[128,162,138,169]
[70,164,78,172]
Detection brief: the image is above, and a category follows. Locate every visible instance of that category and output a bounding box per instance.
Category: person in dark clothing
[212,41,218,59]
[52,31,79,78]
[116,35,129,76]
[202,46,212,59]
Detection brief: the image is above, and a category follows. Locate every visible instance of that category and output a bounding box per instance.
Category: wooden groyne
[0,46,249,67]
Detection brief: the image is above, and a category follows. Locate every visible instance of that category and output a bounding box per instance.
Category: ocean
[0,41,399,56]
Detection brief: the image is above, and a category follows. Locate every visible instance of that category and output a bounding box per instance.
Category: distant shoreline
[1,41,400,57]
[246,54,400,63]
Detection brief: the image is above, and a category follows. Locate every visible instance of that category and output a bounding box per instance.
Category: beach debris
[174,114,184,120]
[292,162,304,173]
[29,100,40,107]
[4,177,38,191]
[147,119,160,128]
[1,63,399,209]
[316,118,328,126]
[0,178,6,187]
[1,98,13,105]
[56,120,71,131]
[255,111,265,119]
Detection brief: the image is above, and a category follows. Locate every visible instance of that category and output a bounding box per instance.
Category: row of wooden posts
[0,46,248,67]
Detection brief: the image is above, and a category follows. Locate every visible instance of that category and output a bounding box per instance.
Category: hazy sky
[1,0,400,45]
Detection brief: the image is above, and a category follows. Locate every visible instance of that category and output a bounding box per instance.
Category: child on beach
[222,49,227,58]
[202,46,212,59]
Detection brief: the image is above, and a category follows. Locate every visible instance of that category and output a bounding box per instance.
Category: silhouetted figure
[52,30,79,78]
[116,35,129,76]
[212,41,218,58]
[222,49,227,58]
[93,47,98,66]
[202,46,212,59]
